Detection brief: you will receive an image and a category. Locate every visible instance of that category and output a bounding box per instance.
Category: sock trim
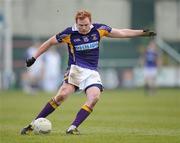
[49,99,59,109]
[81,105,92,113]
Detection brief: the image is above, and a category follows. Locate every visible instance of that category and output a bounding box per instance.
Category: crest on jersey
[82,36,89,42]
[91,34,98,41]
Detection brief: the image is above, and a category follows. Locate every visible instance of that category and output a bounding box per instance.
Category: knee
[89,93,100,106]
[86,87,101,107]
[92,94,100,102]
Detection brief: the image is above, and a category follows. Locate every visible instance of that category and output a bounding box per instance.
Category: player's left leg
[66,85,102,135]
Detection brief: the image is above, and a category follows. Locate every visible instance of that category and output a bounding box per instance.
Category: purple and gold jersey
[56,23,112,70]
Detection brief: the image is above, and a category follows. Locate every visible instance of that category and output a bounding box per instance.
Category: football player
[21,10,156,135]
[142,40,160,95]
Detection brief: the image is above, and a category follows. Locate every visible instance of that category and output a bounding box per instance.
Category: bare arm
[34,35,59,59]
[107,28,156,38]
[26,36,59,67]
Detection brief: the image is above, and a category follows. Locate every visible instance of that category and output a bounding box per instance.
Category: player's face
[76,17,91,35]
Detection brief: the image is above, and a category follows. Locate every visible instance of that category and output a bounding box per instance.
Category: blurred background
[0,0,180,92]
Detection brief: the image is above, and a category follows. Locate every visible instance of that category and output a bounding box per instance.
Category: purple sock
[35,99,59,119]
[72,105,92,127]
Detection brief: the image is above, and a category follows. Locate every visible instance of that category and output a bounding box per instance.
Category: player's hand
[26,57,36,67]
[143,29,156,37]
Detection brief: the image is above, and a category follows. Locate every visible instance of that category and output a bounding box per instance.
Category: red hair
[75,10,91,23]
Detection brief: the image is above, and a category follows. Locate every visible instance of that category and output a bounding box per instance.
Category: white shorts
[144,67,157,78]
[67,65,102,91]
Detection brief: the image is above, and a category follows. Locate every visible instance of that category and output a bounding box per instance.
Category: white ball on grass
[33,118,52,134]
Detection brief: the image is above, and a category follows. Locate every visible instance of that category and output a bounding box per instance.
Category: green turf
[0,89,180,143]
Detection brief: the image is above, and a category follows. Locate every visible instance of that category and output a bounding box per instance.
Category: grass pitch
[0,89,180,143]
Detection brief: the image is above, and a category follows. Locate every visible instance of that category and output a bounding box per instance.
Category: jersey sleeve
[96,23,112,38]
[55,27,72,43]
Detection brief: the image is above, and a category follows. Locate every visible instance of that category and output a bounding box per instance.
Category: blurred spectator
[140,40,161,95]
[122,69,134,88]
[42,48,62,92]
[21,43,44,94]
[101,69,119,89]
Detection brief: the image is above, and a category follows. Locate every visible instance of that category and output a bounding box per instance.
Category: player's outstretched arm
[33,36,58,59]
[107,28,156,38]
[26,36,58,67]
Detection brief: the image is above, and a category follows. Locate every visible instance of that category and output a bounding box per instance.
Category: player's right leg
[20,82,76,135]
